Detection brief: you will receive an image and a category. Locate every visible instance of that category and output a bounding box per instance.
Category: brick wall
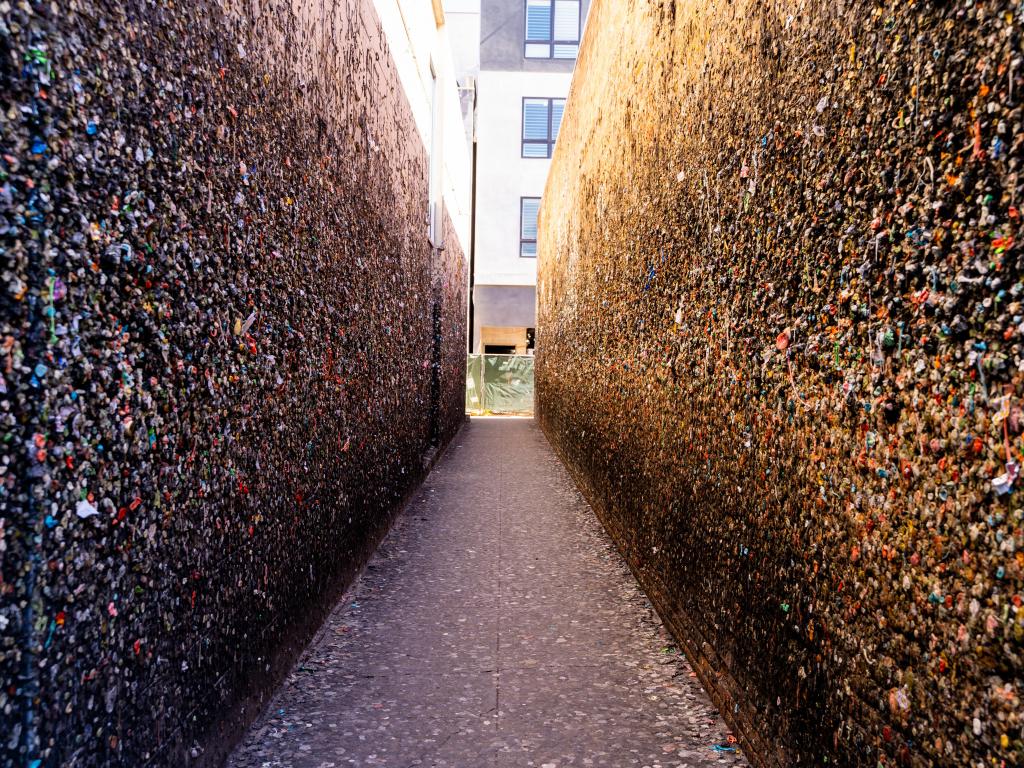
[0,0,466,765]
[538,1,1022,765]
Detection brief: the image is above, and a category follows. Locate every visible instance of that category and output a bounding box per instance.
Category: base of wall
[539,417,790,768]
[193,421,467,768]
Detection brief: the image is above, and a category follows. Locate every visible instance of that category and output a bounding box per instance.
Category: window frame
[523,0,581,60]
[519,197,541,258]
[521,97,565,159]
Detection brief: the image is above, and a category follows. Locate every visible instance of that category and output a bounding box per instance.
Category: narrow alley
[2,0,1021,765]
[226,419,744,768]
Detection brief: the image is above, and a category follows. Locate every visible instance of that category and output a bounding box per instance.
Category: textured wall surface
[0,0,466,765]
[538,1,1022,766]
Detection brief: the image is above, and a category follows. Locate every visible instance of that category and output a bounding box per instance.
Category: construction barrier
[466,354,534,415]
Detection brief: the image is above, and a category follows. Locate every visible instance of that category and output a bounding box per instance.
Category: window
[525,0,580,59]
[522,98,565,158]
[520,197,540,257]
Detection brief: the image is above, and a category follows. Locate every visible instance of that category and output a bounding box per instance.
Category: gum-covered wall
[537,0,1022,765]
[0,0,467,765]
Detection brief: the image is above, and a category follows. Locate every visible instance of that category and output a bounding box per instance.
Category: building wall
[475,69,573,288]
[538,1,1023,767]
[479,0,590,72]
[472,285,537,351]
[442,0,481,175]
[473,68,571,351]
[0,0,468,766]
[443,0,482,79]
[376,0,473,249]
[471,0,590,351]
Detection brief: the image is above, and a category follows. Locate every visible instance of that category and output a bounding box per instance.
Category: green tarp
[465,354,534,414]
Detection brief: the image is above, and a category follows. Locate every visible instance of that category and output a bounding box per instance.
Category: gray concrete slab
[226,418,748,768]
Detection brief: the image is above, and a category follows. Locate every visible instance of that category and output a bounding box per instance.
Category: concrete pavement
[226,417,747,768]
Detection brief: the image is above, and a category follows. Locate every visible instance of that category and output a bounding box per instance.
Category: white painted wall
[442,0,480,146]
[373,0,473,252]
[474,69,573,287]
[443,0,481,79]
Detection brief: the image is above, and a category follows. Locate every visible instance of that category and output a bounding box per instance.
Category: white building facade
[374,0,474,253]
[468,0,590,353]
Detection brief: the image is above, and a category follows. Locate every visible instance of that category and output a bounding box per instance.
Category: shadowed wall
[0,0,466,765]
[538,0,1022,765]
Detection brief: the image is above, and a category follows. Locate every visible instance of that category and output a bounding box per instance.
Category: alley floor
[226,418,747,768]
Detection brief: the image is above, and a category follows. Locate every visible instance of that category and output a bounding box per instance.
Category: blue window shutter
[521,195,540,258]
[551,100,565,141]
[523,100,550,140]
[525,0,552,41]
[521,198,540,240]
[553,0,579,41]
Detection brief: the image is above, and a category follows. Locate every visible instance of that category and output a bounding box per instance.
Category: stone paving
[226,418,748,768]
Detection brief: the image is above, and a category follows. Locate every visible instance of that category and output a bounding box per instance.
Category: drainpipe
[467,77,478,354]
